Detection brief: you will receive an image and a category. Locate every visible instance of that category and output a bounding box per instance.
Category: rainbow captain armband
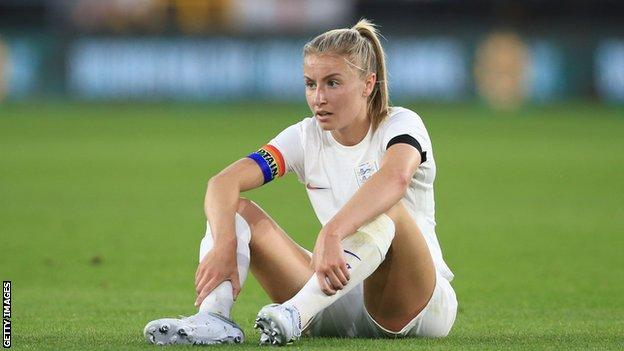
[247,144,286,184]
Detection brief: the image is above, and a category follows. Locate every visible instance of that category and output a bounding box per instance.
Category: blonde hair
[303,18,390,131]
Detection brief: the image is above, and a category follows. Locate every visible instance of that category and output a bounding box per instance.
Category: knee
[384,201,422,239]
[236,197,252,216]
[384,201,409,225]
[204,197,254,244]
[236,197,260,227]
[204,197,255,229]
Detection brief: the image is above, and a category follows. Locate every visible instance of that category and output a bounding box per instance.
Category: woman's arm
[204,158,264,250]
[324,143,422,240]
[310,143,422,295]
[194,158,264,305]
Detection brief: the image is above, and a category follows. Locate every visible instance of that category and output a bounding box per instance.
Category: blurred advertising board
[2,35,622,104]
[525,41,566,103]
[0,37,42,101]
[67,39,307,100]
[67,38,467,101]
[596,40,624,102]
[386,39,466,100]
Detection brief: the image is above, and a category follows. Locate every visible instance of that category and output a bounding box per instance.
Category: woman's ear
[363,73,377,97]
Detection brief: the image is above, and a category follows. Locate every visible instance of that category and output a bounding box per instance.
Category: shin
[283,214,395,328]
[198,213,251,318]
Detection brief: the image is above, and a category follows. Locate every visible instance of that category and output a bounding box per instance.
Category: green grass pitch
[1,102,623,350]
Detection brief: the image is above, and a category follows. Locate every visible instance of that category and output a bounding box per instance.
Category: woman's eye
[328,80,339,87]
[305,82,316,89]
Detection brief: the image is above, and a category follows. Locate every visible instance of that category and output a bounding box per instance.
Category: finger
[195,260,207,280]
[231,276,241,300]
[195,278,218,307]
[195,288,208,307]
[317,272,335,296]
[195,274,210,295]
[326,269,344,290]
[195,276,219,306]
[195,288,206,307]
[334,266,349,286]
[341,261,350,281]
[194,267,202,285]
[322,277,335,295]
[324,275,337,295]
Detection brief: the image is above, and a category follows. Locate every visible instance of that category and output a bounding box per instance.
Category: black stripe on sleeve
[386,134,427,163]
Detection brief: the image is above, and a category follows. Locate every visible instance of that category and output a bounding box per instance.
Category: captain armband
[247,145,286,184]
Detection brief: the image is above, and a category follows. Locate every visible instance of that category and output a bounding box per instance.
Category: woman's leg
[236,198,314,303]
[363,201,436,332]
[253,213,396,345]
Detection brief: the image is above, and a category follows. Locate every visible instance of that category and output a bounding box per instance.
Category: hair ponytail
[351,19,389,131]
[304,18,390,131]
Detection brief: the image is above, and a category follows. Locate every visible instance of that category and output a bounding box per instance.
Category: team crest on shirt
[354,160,379,187]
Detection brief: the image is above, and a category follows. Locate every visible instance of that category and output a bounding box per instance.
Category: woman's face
[303,54,375,131]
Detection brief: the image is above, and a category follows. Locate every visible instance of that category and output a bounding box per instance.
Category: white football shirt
[267,106,454,281]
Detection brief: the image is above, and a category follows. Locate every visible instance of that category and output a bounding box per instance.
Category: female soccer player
[144,19,457,346]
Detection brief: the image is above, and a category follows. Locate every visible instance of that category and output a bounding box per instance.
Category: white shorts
[304,272,457,338]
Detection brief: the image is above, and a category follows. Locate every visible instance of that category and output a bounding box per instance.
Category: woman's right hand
[194,245,240,307]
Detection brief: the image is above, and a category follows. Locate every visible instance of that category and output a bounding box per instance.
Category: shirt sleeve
[381,110,431,164]
[268,122,305,182]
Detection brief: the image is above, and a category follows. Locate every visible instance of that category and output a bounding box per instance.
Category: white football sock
[283,214,395,329]
[197,213,251,318]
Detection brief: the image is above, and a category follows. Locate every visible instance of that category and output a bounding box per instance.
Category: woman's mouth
[316,111,332,122]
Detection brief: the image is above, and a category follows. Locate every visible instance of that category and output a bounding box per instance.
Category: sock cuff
[233,213,252,246]
[356,214,395,259]
[200,213,252,263]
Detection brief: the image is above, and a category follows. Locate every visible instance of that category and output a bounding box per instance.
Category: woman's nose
[314,87,327,105]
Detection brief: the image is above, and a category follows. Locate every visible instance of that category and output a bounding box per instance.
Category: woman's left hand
[311,230,350,295]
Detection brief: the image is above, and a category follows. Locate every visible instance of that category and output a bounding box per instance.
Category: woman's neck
[331,114,371,146]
